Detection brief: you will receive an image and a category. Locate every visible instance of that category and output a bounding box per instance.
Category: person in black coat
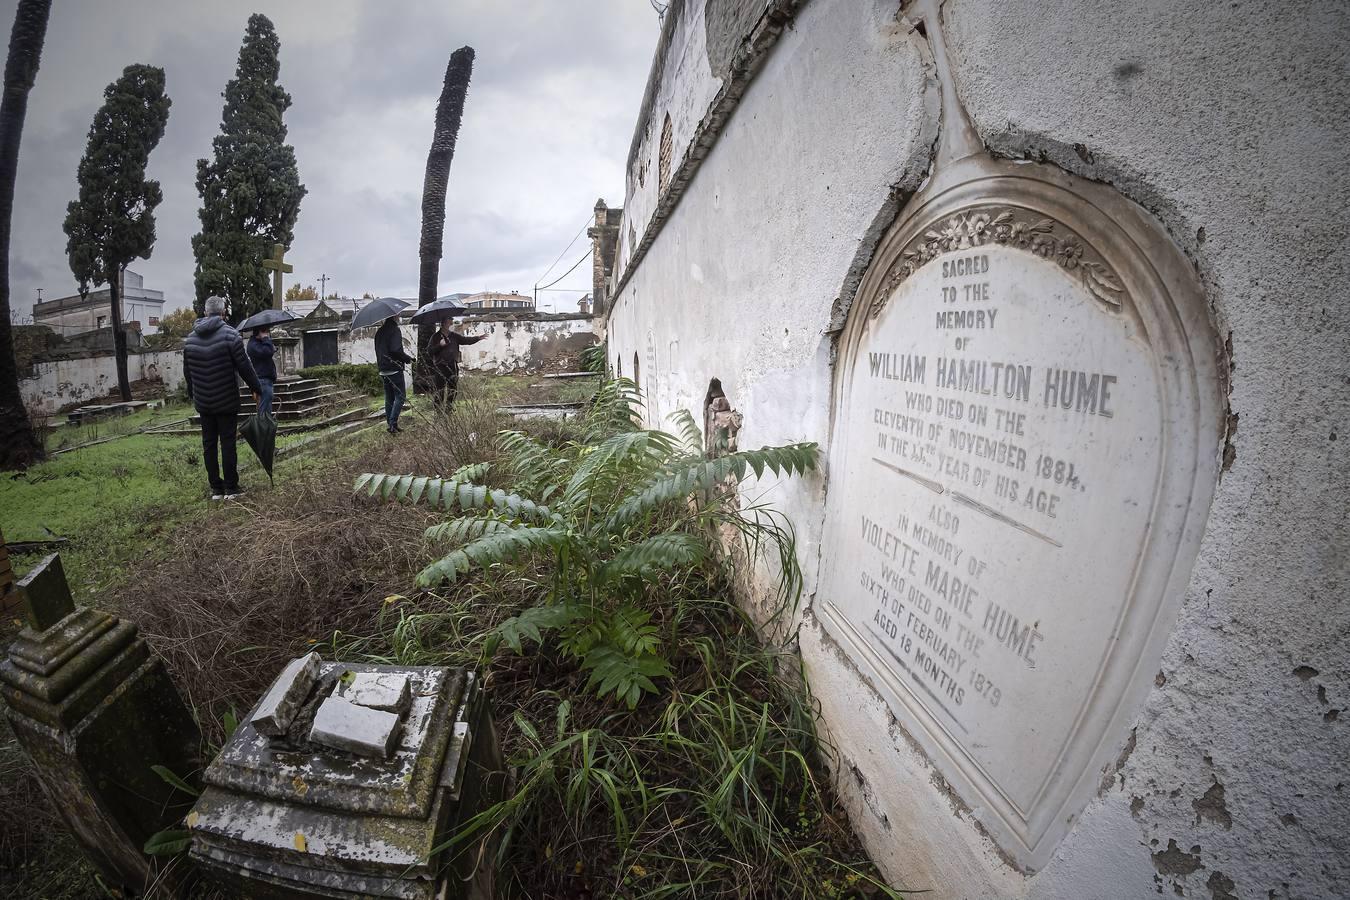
[374,316,414,433]
[427,318,486,407]
[183,296,262,499]
[246,327,277,417]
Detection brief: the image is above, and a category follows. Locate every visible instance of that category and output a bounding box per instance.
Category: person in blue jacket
[246,326,277,417]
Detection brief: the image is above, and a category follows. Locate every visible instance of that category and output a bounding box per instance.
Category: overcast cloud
[6,0,659,318]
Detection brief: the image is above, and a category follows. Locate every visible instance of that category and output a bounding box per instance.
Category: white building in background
[461,290,533,310]
[31,270,166,335]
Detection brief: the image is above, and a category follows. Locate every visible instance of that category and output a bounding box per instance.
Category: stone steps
[189,382,360,424]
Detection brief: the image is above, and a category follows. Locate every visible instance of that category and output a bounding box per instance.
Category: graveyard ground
[2,374,893,899]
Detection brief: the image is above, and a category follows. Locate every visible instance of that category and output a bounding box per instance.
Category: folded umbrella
[239,410,277,486]
[408,299,469,324]
[237,308,299,332]
[349,297,410,330]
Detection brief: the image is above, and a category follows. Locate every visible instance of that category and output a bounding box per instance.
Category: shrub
[299,362,382,396]
[357,378,816,708]
[352,381,899,896]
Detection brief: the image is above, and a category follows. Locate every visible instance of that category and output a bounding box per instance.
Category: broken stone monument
[0,553,203,892]
[0,526,20,619]
[188,655,503,899]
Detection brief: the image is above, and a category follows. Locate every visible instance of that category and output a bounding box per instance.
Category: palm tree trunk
[0,0,51,470]
[110,266,130,401]
[416,46,474,390]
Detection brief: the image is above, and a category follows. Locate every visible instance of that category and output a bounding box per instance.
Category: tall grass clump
[353,378,901,898]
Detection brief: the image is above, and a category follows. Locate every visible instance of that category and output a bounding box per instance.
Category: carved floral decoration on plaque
[871,207,1126,317]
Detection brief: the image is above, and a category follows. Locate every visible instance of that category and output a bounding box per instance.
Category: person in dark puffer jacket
[183,296,262,499]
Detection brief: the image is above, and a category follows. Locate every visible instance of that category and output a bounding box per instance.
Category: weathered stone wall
[329,316,595,374]
[588,201,623,314]
[604,0,1349,897]
[20,350,186,416]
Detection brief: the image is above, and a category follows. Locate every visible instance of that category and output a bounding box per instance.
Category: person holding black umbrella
[246,326,277,417]
[375,315,414,433]
[237,308,299,419]
[427,318,485,407]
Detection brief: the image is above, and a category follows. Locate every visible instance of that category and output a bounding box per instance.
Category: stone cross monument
[0,554,203,893]
[263,243,293,310]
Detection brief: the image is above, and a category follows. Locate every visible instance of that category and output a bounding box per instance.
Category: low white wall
[320,318,595,373]
[455,316,595,373]
[20,350,185,416]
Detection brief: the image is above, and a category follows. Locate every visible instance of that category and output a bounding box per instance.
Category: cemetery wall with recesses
[604,0,1349,897]
[335,317,594,373]
[21,349,185,416]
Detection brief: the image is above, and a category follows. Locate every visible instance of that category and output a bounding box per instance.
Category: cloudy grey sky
[7,0,659,319]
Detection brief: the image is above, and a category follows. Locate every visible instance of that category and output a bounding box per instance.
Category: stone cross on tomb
[16,552,74,630]
[263,242,293,310]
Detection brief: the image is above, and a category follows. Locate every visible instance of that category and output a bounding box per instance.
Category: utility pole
[319,272,329,302]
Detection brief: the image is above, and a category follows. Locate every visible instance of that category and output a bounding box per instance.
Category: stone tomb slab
[188,663,494,899]
[309,695,403,758]
[203,663,463,818]
[335,670,412,714]
[251,651,321,736]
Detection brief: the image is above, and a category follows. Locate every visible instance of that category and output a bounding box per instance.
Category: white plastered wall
[605,0,1350,897]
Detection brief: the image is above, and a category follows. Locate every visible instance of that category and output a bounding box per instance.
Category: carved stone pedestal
[189,660,504,900]
[0,554,202,893]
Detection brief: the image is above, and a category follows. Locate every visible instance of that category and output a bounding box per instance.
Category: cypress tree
[62,64,172,403]
[0,0,50,469]
[193,13,305,321]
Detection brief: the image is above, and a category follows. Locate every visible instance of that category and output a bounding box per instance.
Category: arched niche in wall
[815,0,1224,872]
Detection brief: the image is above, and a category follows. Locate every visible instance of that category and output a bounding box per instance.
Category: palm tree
[416,46,474,386]
[0,0,51,470]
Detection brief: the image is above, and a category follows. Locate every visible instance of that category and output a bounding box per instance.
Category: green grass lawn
[2,429,203,598]
[5,377,585,601]
[1,375,583,601]
[2,398,374,599]
[40,398,194,450]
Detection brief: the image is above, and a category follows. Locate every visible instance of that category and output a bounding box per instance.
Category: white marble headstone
[819,191,1221,868]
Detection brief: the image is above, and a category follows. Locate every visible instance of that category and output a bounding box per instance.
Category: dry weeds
[0,381,515,896]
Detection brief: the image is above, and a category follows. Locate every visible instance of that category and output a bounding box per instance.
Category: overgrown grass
[0,423,432,899]
[298,362,382,396]
[348,380,897,898]
[464,371,599,406]
[1,373,896,899]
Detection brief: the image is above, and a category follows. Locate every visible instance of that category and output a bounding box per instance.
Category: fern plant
[356,379,817,707]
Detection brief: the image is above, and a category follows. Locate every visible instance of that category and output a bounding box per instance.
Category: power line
[535,214,592,286]
[536,251,590,293]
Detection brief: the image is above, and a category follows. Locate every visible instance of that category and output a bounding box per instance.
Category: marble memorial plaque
[818,158,1221,869]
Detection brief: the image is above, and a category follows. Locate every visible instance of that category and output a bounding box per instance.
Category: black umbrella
[240,411,277,486]
[409,299,469,324]
[237,308,299,332]
[349,297,409,330]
